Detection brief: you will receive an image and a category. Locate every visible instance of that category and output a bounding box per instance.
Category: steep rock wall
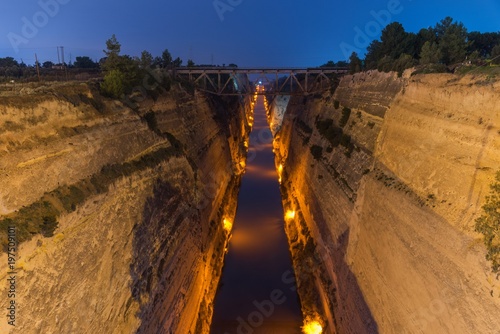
[0,82,251,334]
[273,70,500,333]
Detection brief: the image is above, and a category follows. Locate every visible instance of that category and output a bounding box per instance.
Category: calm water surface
[210,96,302,334]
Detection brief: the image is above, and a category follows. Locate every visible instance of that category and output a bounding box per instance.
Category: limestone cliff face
[0,83,251,334]
[273,70,500,333]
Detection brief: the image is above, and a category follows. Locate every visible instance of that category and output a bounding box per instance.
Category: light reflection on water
[243,164,277,179]
[210,97,302,334]
[230,217,283,255]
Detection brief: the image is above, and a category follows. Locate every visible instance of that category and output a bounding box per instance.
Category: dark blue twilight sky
[0,0,499,67]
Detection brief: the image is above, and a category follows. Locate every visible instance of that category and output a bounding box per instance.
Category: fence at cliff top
[174,67,349,96]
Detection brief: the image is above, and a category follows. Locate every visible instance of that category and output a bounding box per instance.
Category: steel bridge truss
[174,67,348,96]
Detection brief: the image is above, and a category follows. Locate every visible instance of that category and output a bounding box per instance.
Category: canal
[210,96,303,333]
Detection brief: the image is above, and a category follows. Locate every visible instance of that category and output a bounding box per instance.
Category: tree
[0,57,19,67]
[419,41,442,64]
[434,16,453,40]
[100,35,141,97]
[468,50,481,64]
[377,55,393,72]
[320,60,336,67]
[468,31,500,58]
[115,55,141,89]
[104,34,121,57]
[492,44,500,65]
[172,57,182,67]
[349,52,362,74]
[140,50,153,69]
[187,59,195,67]
[161,49,172,68]
[103,34,122,71]
[415,27,437,53]
[380,22,414,60]
[152,56,163,68]
[336,60,348,67]
[393,53,417,75]
[101,69,126,98]
[364,40,382,70]
[73,56,98,69]
[42,61,54,69]
[435,17,467,64]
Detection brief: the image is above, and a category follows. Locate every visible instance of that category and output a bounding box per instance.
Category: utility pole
[35,53,41,82]
[57,46,61,64]
[60,46,65,65]
[60,46,68,80]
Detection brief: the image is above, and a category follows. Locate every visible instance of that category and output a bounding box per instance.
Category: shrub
[475,171,500,272]
[297,119,313,134]
[339,107,351,128]
[40,216,58,237]
[144,111,159,133]
[315,118,343,147]
[340,133,351,148]
[101,69,126,98]
[411,63,448,75]
[377,55,393,72]
[394,53,417,76]
[316,118,334,133]
[334,100,340,109]
[310,145,323,160]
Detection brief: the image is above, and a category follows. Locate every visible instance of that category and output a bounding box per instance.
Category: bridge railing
[174,67,348,96]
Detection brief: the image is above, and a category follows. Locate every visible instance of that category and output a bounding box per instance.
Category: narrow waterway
[210,96,302,333]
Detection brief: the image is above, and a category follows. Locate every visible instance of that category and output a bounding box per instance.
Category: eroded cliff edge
[273,70,500,333]
[0,82,251,334]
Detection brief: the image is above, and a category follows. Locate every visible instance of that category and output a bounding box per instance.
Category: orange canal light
[223,218,233,232]
[302,320,323,334]
[277,163,284,184]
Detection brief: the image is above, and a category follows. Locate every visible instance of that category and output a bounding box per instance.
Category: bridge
[174,67,349,96]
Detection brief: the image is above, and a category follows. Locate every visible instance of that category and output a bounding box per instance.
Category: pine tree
[103,34,121,71]
[101,69,126,98]
[161,49,173,68]
[349,52,362,74]
[435,17,467,64]
[140,50,153,69]
[419,41,442,64]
